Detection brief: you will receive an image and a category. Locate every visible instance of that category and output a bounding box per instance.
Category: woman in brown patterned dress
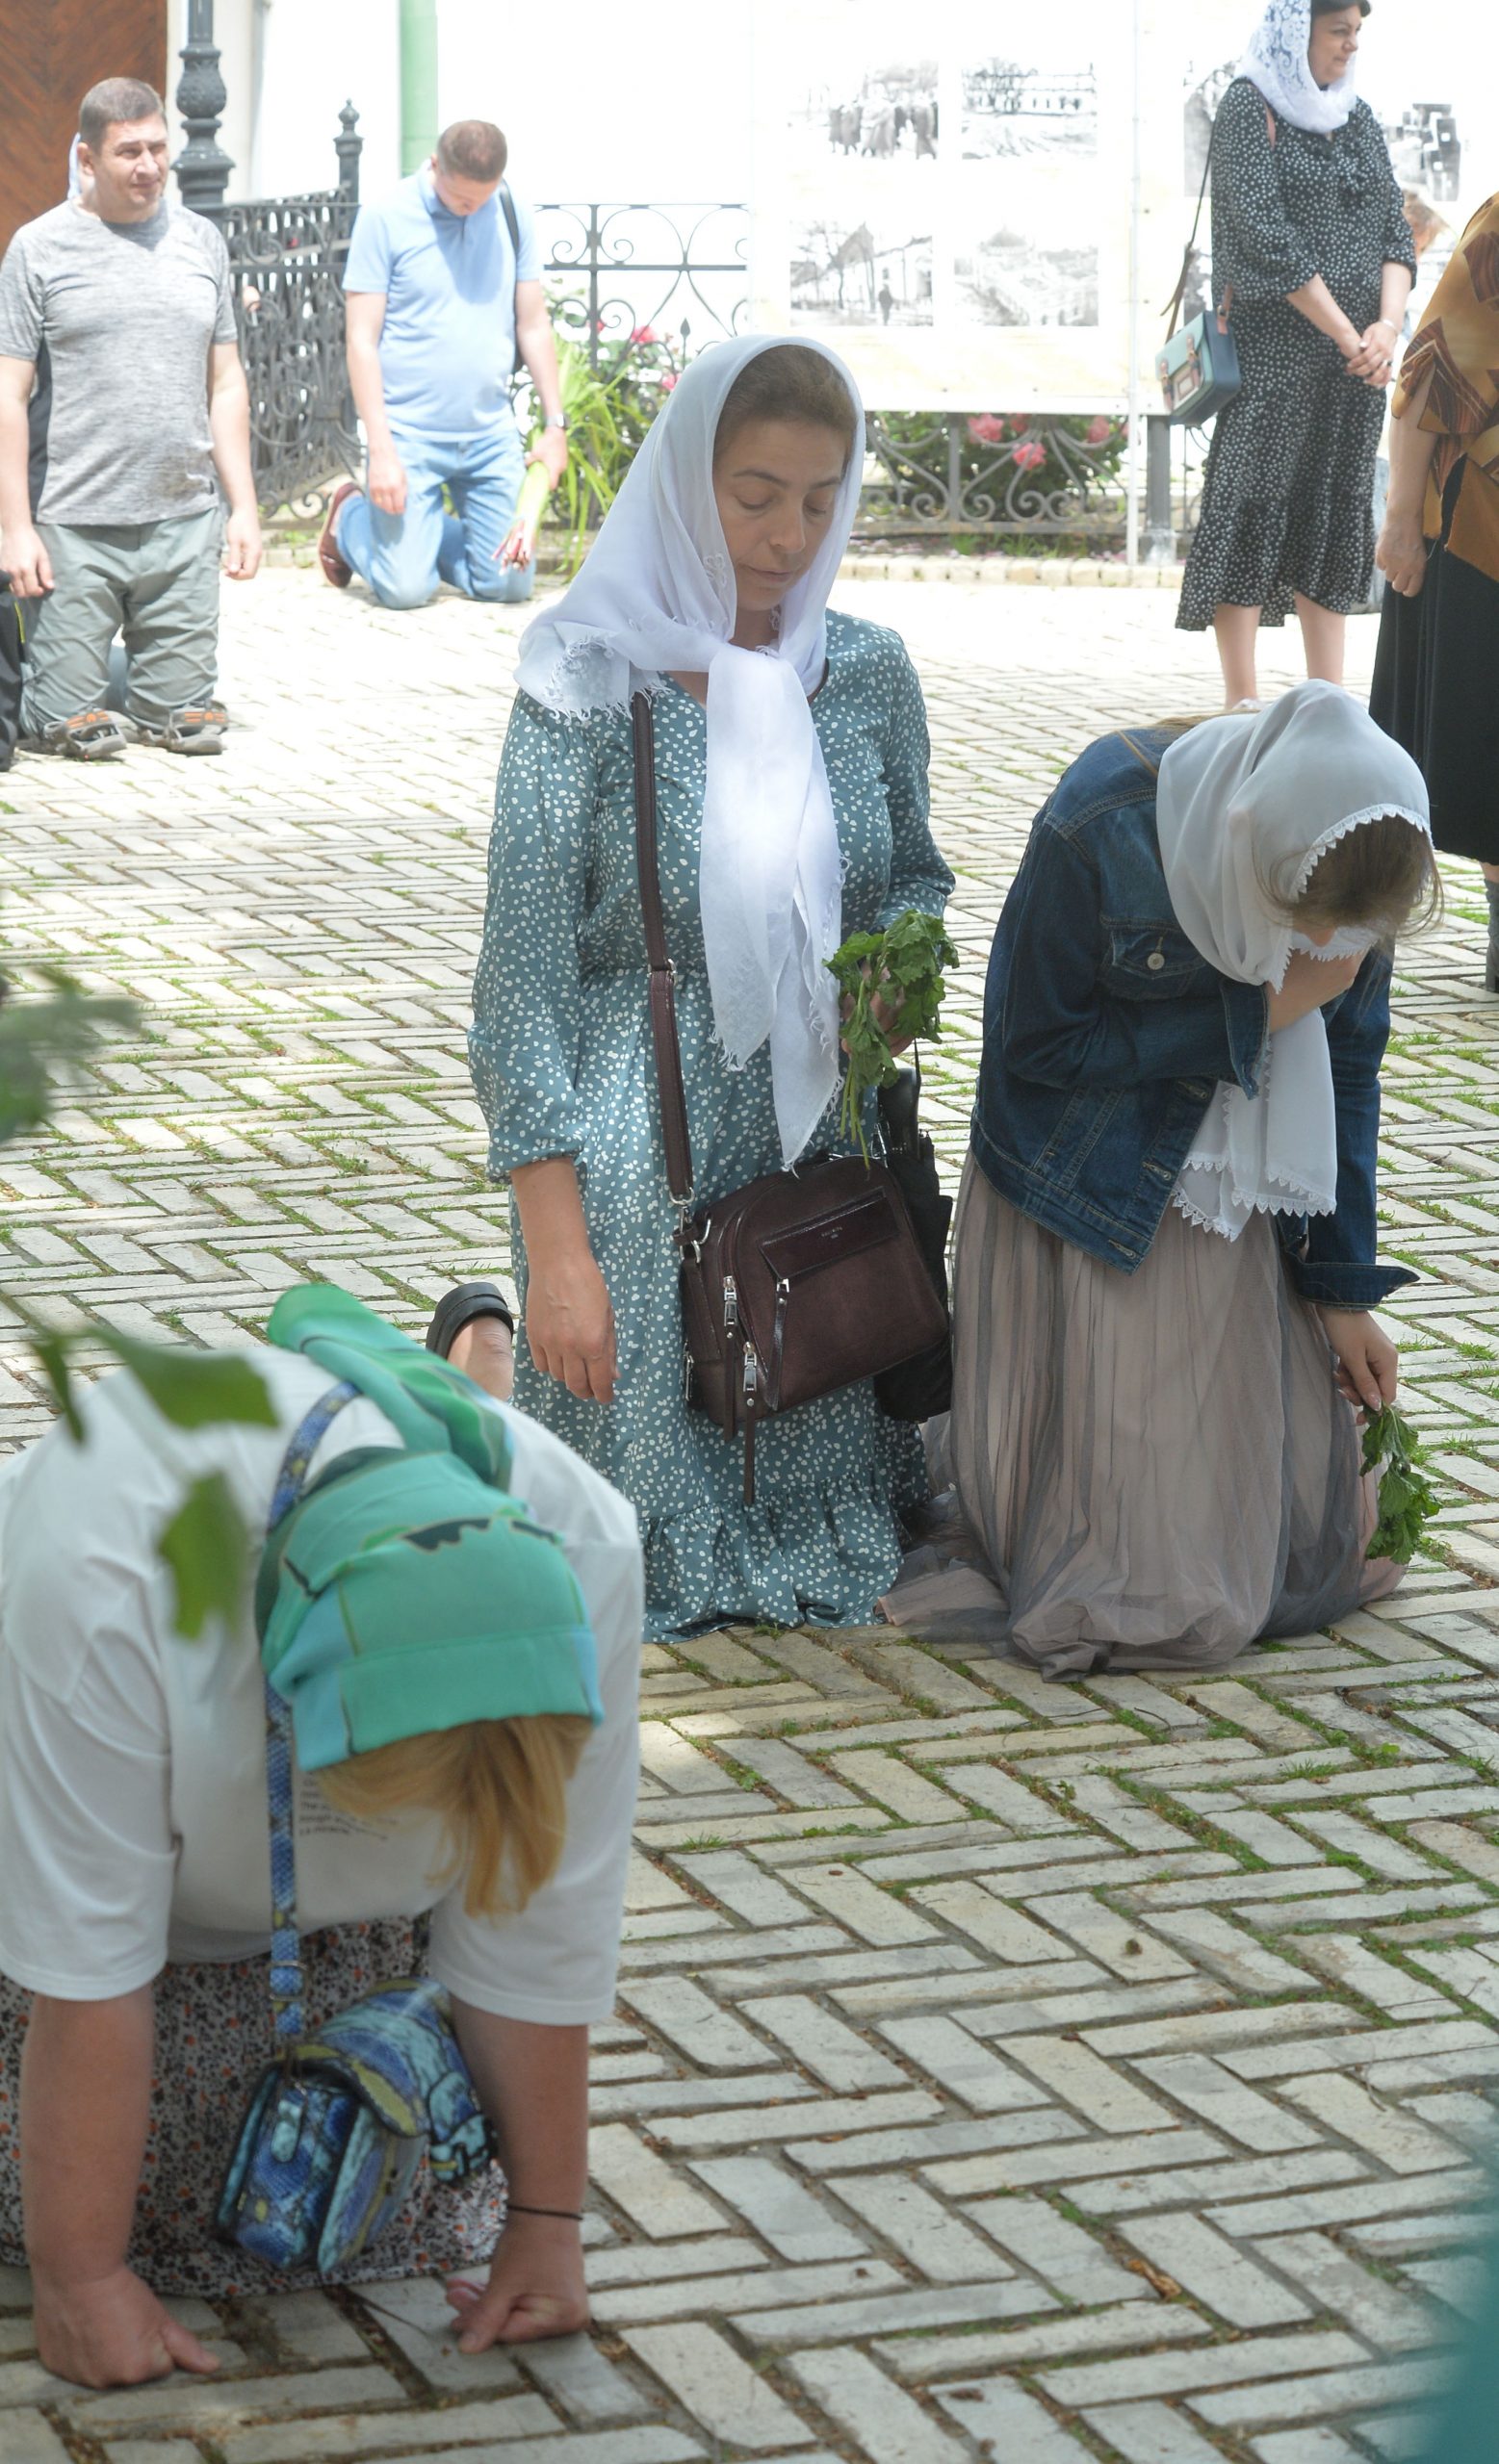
[1371,192,1499,984]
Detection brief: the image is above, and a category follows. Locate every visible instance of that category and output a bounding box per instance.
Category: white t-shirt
[0,1351,642,2025]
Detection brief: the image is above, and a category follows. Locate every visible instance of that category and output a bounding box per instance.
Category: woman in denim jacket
[897,683,1437,1679]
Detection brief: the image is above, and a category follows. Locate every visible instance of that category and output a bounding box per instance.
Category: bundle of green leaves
[1361,1404,1439,1565]
[826,910,957,1158]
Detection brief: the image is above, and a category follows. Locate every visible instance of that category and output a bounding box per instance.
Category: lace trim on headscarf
[1286,802,1432,902]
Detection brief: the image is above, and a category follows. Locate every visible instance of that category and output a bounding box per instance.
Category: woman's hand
[446,2211,588,2350]
[32,2263,220,2391]
[1345,319,1397,387]
[1376,509,1429,599]
[526,1247,616,1403]
[1265,951,1363,1034]
[1317,1307,1398,1416]
[840,965,914,1060]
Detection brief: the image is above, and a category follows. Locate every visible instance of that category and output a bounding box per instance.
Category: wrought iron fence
[166,12,1164,552]
[537,202,750,371]
[204,133,1143,547]
[202,108,364,519]
[225,194,363,517]
[860,412,1130,546]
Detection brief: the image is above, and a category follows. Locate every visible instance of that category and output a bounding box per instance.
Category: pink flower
[659,371,678,391]
[1086,414,1114,445]
[632,324,659,345]
[1008,415,1029,435]
[967,414,1005,444]
[1012,439,1047,470]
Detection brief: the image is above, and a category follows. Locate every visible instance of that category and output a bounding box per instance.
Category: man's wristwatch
[545,413,568,431]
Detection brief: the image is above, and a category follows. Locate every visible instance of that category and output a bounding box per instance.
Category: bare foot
[446,1315,515,1401]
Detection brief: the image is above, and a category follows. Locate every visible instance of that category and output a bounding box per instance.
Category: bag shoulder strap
[263,1380,359,2045]
[1163,141,1214,337]
[1164,96,1275,337]
[631,691,696,1206]
[499,180,524,378]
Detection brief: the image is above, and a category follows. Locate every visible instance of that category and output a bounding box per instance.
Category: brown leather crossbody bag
[632,691,947,1504]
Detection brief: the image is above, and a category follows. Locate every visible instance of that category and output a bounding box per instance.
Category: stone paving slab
[1,572,1497,2459]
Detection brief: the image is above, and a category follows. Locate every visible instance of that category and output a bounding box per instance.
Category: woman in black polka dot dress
[1177,0,1414,708]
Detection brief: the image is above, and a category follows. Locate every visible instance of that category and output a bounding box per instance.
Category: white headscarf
[1240,0,1358,135]
[1156,681,1430,1244]
[514,336,866,1169]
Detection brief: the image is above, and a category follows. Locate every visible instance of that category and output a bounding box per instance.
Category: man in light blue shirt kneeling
[322,118,567,610]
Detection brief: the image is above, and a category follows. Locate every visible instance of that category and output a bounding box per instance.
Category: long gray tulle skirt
[884,1160,1398,1678]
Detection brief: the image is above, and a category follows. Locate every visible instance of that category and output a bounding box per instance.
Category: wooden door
[0,0,168,254]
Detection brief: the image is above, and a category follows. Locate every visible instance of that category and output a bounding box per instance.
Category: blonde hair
[316,1714,591,1919]
[1276,814,1442,940]
[1145,719,1443,943]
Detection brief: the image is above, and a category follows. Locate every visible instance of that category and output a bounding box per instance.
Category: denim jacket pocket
[1100,924,1215,1000]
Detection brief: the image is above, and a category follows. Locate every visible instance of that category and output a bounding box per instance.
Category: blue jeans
[336,423,536,610]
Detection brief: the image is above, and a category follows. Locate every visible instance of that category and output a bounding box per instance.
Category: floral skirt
[884,1161,1399,1678]
[0,1920,507,2297]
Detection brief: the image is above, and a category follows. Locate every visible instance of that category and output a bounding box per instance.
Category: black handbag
[873,1058,952,1422]
[632,691,949,1502]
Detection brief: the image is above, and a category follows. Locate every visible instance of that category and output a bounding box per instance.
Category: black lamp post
[174,0,235,215]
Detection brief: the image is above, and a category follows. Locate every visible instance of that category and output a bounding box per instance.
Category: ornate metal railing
[537,202,750,371]
[222,180,363,518]
[173,49,1139,545]
[166,16,1150,549]
[859,413,1130,544]
[188,106,364,520]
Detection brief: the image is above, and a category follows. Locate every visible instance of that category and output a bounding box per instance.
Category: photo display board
[751,0,1499,411]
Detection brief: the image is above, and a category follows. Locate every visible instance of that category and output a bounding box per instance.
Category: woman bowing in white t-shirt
[0,1285,642,2391]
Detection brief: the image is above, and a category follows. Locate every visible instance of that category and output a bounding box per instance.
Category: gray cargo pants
[20,508,222,734]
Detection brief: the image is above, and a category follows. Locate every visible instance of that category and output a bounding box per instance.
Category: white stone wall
[166,0,402,205]
[164,0,750,210]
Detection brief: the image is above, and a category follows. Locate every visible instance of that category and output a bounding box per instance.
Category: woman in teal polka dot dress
[469,339,952,1640]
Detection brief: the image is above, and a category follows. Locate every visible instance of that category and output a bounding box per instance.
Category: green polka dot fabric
[470,610,954,1638]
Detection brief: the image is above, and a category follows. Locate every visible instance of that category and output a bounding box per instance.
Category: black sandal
[426,1280,516,1360]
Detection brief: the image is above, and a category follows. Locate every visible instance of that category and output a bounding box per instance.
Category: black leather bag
[874,1058,953,1422]
[632,692,948,1502]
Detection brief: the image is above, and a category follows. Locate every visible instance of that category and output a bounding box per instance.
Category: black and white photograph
[790,215,934,327]
[960,53,1098,161]
[956,225,1098,327]
[954,167,1098,329]
[787,4,940,175]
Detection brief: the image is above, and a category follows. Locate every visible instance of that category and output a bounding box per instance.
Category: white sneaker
[1226,697,1263,714]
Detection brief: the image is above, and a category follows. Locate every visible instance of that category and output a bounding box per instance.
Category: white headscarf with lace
[1239,0,1359,134]
[513,337,865,1169]
[1156,682,1430,1243]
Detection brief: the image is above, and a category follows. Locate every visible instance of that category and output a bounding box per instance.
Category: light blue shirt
[343,168,541,439]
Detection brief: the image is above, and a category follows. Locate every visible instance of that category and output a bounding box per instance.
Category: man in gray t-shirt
[0,77,262,757]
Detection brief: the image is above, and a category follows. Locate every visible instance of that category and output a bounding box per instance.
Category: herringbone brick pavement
[2,572,1498,2462]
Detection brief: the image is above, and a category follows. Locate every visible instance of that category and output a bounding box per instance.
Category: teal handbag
[1157,99,1278,427]
[215,1383,497,2275]
[1157,304,1242,425]
[1158,138,1241,427]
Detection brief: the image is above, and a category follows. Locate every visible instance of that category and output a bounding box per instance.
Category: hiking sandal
[133,704,228,755]
[35,709,127,761]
